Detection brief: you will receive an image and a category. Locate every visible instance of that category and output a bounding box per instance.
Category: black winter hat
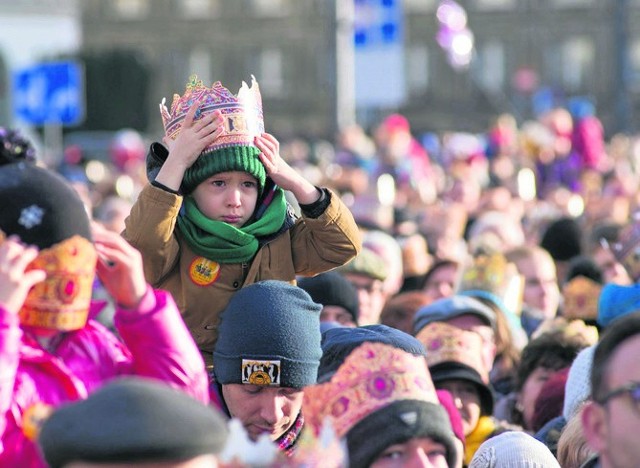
[298,271,360,325]
[540,216,583,261]
[213,280,322,389]
[430,362,495,416]
[0,162,91,249]
[38,377,228,467]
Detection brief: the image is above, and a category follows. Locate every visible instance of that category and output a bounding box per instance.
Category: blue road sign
[354,0,406,107]
[12,61,84,125]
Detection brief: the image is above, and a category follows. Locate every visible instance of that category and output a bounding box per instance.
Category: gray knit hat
[562,345,595,420]
[39,377,228,467]
[213,280,322,389]
[469,431,560,468]
[413,295,496,335]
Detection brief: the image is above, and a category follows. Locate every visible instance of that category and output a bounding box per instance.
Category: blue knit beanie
[213,280,322,389]
[318,324,427,383]
[597,282,640,328]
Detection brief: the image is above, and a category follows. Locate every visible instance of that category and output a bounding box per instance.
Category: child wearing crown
[122,75,361,367]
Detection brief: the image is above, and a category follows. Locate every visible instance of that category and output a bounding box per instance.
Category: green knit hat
[182,145,266,194]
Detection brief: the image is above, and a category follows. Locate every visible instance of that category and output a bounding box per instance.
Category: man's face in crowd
[320,305,356,327]
[583,334,640,468]
[592,246,632,285]
[422,263,459,301]
[344,273,386,326]
[436,379,482,437]
[371,437,449,468]
[517,253,560,319]
[222,384,303,441]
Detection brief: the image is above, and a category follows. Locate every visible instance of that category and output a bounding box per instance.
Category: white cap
[562,345,595,420]
[469,431,560,468]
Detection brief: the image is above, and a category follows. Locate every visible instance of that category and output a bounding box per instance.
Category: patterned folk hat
[416,321,495,415]
[304,325,458,468]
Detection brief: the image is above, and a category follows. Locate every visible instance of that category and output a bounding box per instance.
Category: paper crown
[159,74,264,154]
[459,253,524,316]
[610,214,640,282]
[562,276,602,321]
[302,342,438,439]
[415,321,489,383]
[19,235,97,331]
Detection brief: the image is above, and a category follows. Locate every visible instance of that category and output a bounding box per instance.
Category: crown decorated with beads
[159,74,264,154]
[19,235,97,331]
[415,321,490,383]
[302,342,438,439]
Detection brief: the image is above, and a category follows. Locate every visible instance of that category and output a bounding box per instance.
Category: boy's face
[191,171,259,227]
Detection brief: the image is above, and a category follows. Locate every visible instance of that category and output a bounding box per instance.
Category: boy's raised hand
[0,237,46,315]
[156,101,225,191]
[255,133,320,205]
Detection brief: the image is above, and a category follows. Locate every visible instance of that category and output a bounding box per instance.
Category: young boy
[122,75,361,367]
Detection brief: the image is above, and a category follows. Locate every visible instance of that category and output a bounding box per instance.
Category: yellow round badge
[189,257,220,286]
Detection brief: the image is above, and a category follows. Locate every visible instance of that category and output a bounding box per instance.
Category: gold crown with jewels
[159,74,264,154]
[19,235,97,331]
[302,342,439,439]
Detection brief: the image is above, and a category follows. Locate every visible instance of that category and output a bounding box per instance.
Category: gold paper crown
[19,236,97,331]
[459,253,524,316]
[415,321,489,383]
[302,342,438,439]
[562,276,603,321]
[159,74,264,154]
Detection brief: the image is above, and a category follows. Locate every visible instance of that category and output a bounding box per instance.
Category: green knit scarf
[177,187,287,264]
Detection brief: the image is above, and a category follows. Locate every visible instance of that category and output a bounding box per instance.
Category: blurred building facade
[7,0,640,140]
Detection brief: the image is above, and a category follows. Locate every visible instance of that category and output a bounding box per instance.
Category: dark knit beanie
[540,217,583,261]
[0,161,91,249]
[213,280,322,389]
[347,399,457,468]
[318,324,427,383]
[146,143,266,195]
[298,271,360,325]
[39,377,228,467]
[315,325,458,468]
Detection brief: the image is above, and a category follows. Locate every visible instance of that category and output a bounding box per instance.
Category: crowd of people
[2,74,640,467]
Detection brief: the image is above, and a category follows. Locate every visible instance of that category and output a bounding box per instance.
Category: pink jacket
[0,287,209,467]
